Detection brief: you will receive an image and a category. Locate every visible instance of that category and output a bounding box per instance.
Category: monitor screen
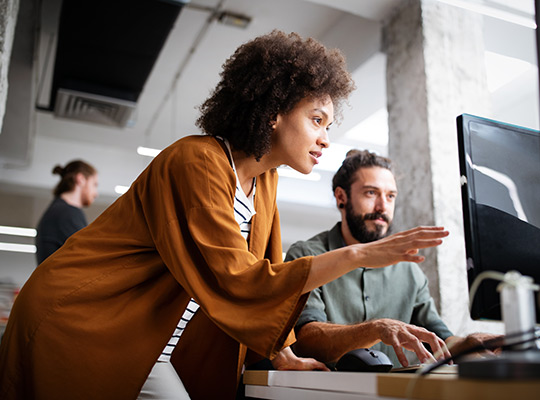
[457,114,540,323]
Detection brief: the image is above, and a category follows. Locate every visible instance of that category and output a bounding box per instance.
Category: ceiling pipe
[143,0,255,141]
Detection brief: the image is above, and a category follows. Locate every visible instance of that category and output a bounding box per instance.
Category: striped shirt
[158,137,256,362]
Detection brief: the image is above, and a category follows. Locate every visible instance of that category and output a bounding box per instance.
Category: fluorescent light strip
[115,185,130,195]
[277,167,321,181]
[0,242,37,254]
[437,0,536,28]
[137,146,161,158]
[0,225,37,237]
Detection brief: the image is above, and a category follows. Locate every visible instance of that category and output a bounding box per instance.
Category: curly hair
[332,149,393,197]
[197,30,355,160]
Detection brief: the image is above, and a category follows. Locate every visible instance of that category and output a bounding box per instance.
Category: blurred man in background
[35,160,98,264]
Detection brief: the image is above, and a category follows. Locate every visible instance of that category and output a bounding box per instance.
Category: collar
[328,222,347,251]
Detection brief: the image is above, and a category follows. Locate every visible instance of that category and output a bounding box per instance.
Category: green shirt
[285,223,453,367]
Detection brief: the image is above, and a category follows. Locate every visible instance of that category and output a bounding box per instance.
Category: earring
[339,203,344,209]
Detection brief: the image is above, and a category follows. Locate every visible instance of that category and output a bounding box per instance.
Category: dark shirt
[35,197,87,264]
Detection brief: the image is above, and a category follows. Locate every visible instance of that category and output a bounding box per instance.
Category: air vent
[54,89,136,127]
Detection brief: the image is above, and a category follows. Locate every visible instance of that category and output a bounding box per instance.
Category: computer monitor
[456,114,540,324]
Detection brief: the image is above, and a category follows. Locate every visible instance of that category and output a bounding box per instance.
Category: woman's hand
[304,226,449,294]
[351,226,449,268]
[271,346,329,371]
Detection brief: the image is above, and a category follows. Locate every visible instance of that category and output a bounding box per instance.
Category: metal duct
[49,0,188,127]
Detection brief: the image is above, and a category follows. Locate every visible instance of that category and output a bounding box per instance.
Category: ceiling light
[218,12,252,29]
[137,146,161,158]
[0,242,36,254]
[0,225,37,237]
[115,185,129,195]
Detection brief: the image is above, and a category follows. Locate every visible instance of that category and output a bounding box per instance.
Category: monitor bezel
[456,113,540,322]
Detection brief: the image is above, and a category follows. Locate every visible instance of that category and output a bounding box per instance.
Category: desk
[0,283,18,338]
[243,370,540,399]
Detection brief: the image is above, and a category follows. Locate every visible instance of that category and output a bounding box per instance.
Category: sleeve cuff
[295,308,327,332]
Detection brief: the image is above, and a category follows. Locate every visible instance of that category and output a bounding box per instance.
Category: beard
[81,188,95,207]
[345,202,392,243]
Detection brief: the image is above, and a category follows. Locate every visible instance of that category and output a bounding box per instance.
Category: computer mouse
[335,348,394,373]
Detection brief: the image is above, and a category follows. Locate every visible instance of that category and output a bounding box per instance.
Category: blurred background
[0,0,537,298]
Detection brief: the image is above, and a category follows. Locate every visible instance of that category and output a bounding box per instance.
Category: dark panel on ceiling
[49,0,186,110]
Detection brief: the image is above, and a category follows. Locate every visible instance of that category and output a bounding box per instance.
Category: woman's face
[272,95,334,174]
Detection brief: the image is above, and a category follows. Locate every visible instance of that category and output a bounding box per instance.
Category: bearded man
[286,150,493,368]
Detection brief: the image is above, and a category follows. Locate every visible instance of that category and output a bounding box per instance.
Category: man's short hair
[332,149,393,196]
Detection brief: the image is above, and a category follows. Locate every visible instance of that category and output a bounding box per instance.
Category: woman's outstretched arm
[303,226,449,294]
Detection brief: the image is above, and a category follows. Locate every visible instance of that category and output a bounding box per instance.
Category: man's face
[81,173,99,207]
[344,167,397,243]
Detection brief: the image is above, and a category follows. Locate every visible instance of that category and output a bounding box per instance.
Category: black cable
[420,327,539,375]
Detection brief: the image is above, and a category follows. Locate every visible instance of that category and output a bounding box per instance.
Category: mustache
[363,212,390,223]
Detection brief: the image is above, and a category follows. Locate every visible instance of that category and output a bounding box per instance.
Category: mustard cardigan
[0,135,313,399]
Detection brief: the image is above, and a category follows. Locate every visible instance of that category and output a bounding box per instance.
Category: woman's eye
[313,117,322,124]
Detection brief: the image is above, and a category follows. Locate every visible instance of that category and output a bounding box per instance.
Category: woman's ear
[272,113,284,131]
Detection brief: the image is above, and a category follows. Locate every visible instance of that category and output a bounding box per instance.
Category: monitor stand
[458,349,540,380]
[459,271,540,380]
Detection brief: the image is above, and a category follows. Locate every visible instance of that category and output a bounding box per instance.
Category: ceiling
[1,0,398,195]
[0,0,537,251]
[0,0,401,248]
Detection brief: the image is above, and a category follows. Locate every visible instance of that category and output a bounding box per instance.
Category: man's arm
[294,319,451,367]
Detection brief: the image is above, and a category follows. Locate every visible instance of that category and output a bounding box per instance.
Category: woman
[0,31,448,399]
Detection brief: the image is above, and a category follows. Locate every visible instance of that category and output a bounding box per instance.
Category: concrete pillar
[0,0,19,132]
[383,0,499,334]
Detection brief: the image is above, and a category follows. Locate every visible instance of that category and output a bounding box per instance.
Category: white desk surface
[243,370,540,400]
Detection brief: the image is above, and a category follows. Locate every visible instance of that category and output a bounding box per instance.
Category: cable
[421,269,540,376]
[467,270,506,312]
[143,0,225,143]
[468,270,539,313]
[402,328,540,399]
[418,326,539,376]
[404,270,540,397]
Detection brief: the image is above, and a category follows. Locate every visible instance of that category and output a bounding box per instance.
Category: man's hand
[295,319,451,367]
[271,346,329,371]
[372,318,452,367]
[446,333,503,358]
